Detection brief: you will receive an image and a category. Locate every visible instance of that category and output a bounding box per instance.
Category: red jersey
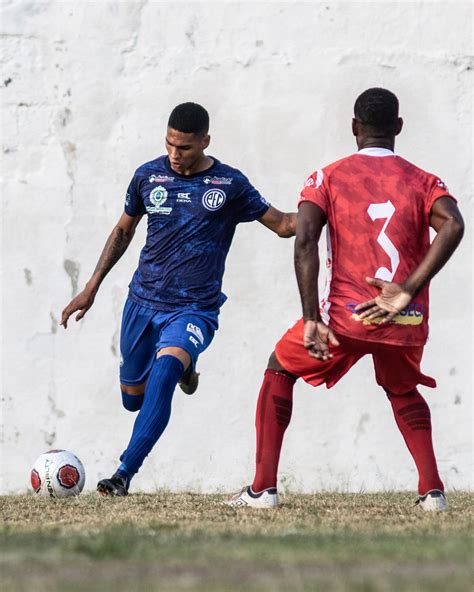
[299,148,455,346]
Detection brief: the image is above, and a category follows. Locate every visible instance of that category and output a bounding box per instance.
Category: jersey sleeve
[424,176,456,215]
[298,169,329,213]
[124,173,146,216]
[234,175,271,222]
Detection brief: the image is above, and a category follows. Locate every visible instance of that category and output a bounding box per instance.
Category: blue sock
[119,355,184,478]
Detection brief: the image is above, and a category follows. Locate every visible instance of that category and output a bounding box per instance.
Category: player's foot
[224,485,279,508]
[97,473,129,497]
[179,367,200,395]
[416,489,448,512]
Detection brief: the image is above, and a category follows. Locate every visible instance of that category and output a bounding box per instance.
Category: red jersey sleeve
[424,176,456,215]
[299,170,329,213]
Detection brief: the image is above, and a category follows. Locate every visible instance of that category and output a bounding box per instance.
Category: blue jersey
[125,155,270,311]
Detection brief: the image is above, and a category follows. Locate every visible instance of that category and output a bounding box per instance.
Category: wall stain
[50,312,58,334]
[449,366,457,375]
[454,394,461,405]
[48,394,65,419]
[43,430,56,446]
[59,107,72,127]
[63,259,80,297]
[24,268,33,285]
[355,413,370,443]
[4,78,12,86]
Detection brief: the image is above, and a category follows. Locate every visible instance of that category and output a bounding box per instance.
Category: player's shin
[119,355,185,480]
[387,389,444,495]
[252,369,296,493]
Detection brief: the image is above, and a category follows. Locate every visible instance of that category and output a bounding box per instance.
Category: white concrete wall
[1,0,472,494]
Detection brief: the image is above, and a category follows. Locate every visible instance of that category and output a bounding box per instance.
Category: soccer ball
[30,449,85,498]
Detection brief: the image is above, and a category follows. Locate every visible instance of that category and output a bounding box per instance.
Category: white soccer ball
[30,449,86,498]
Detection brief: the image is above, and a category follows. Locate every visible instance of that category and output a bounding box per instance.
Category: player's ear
[352,118,359,136]
[202,134,210,149]
[395,117,403,136]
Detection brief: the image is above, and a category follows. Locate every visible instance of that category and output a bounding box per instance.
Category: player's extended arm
[60,212,142,328]
[295,202,339,360]
[258,206,296,237]
[355,197,464,322]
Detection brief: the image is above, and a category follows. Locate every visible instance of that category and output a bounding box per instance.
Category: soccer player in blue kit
[61,103,296,496]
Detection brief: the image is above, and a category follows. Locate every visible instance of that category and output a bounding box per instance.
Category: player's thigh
[372,344,436,395]
[158,310,218,368]
[275,319,364,388]
[120,298,160,386]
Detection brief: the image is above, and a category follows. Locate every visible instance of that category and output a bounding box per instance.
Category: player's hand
[354,277,413,323]
[60,286,97,329]
[303,319,340,360]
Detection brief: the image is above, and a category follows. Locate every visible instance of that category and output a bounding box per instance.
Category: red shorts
[275,319,436,395]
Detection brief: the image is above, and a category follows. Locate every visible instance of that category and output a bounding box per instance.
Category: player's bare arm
[258,206,296,237]
[355,197,464,322]
[294,202,339,360]
[60,212,142,328]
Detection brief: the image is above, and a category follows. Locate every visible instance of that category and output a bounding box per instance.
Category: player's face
[165,128,210,175]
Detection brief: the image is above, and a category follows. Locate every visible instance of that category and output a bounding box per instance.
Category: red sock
[252,369,295,492]
[388,389,444,495]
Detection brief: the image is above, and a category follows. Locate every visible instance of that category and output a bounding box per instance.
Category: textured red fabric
[300,154,455,346]
[252,369,295,492]
[388,389,444,494]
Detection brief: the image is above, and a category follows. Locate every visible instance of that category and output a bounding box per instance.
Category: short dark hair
[168,102,209,135]
[354,88,399,134]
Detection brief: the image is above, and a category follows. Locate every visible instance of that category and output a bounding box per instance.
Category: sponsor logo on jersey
[202,188,226,211]
[189,336,200,348]
[346,302,424,326]
[304,177,314,187]
[186,323,204,344]
[147,186,173,215]
[149,174,175,183]
[125,192,131,207]
[203,176,233,185]
[177,192,192,203]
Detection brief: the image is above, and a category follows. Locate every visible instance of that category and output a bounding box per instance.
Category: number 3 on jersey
[367,200,400,281]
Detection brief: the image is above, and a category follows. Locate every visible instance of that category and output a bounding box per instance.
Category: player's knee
[385,388,419,400]
[156,347,191,372]
[121,391,144,412]
[267,351,297,380]
[267,351,282,370]
[120,383,146,412]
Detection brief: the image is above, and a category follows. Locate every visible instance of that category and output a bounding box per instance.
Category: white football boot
[416,489,448,512]
[224,485,279,508]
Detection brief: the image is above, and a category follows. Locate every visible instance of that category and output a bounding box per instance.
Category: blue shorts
[119,298,219,386]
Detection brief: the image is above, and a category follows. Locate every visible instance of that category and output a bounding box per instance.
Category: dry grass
[1,491,473,591]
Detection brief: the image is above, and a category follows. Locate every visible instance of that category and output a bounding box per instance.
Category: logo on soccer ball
[57,464,81,489]
[202,189,226,211]
[31,469,41,493]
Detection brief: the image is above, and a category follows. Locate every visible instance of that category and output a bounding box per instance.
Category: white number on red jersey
[367,200,400,281]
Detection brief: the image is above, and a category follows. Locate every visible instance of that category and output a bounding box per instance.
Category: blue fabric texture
[119,298,218,386]
[119,355,184,477]
[121,391,144,412]
[125,155,270,311]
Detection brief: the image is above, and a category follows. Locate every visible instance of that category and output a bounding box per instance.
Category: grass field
[1,491,472,592]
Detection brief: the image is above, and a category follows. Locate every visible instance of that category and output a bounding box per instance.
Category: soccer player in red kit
[226,88,464,510]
